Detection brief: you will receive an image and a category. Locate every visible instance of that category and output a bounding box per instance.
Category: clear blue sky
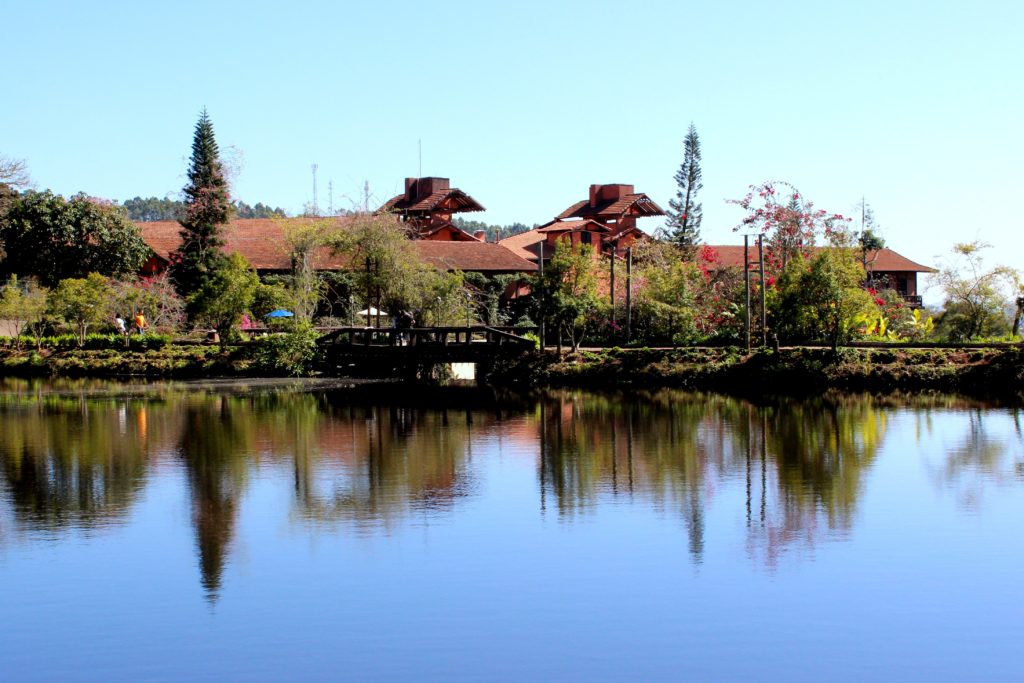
[4,0,1022,281]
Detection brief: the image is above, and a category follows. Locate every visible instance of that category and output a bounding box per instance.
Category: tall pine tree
[665,124,703,256]
[171,109,232,298]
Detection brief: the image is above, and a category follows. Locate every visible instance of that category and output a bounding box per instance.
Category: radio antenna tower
[328,180,334,216]
[311,163,319,215]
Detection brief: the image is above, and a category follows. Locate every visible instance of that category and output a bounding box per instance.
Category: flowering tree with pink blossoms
[728,181,852,274]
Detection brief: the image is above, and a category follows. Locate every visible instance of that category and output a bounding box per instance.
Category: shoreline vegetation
[1,343,1021,399]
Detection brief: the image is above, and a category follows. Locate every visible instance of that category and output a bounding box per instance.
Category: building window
[580,231,592,245]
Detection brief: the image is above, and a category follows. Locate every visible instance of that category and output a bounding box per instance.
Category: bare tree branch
[0,155,31,189]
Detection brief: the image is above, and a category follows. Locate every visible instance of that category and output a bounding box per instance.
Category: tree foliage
[665,123,703,255]
[1,155,31,253]
[281,217,333,322]
[48,273,115,345]
[533,239,600,351]
[187,253,260,342]
[171,110,232,298]
[729,181,849,273]
[452,217,533,243]
[933,241,1019,341]
[331,213,467,324]
[771,248,877,347]
[0,190,149,285]
[120,196,286,222]
[110,273,185,333]
[633,241,704,344]
[0,276,48,348]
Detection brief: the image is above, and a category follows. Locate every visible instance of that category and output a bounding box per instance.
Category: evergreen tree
[171,109,232,298]
[665,123,703,256]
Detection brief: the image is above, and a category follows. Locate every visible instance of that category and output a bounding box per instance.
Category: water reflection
[924,407,1024,509]
[0,393,152,533]
[0,381,1021,597]
[179,397,252,600]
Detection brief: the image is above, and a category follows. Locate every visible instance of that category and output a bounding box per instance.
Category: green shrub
[249,324,320,376]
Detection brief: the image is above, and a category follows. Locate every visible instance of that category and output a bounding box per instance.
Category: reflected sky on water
[1,379,1022,681]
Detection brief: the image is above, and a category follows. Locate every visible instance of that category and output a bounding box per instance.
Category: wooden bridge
[318,326,538,365]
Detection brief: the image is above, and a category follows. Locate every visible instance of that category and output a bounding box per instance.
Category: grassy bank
[0,344,256,378]
[485,346,1024,396]
[4,343,1023,397]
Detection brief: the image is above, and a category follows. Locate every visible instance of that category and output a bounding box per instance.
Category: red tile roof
[419,221,482,241]
[702,245,936,273]
[139,217,354,270]
[414,241,537,273]
[556,193,665,220]
[138,217,535,274]
[535,219,612,234]
[378,188,484,214]
[498,229,546,262]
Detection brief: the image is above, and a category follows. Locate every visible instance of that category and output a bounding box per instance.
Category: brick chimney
[473,230,486,242]
[598,184,634,202]
[404,177,451,201]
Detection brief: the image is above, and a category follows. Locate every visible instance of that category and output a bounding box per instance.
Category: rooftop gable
[556,193,665,221]
[701,245,937,273]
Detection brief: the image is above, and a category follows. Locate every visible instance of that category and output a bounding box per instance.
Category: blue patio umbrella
[266,309,294,318]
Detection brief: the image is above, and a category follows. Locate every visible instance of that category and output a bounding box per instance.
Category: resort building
[500,183,666,263]
[377,177,486,242]
[702,245,936,307]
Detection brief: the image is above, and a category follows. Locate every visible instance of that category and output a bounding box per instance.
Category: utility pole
[311,164,319,216]
[625,247,633,343]
[538,245,545,349]
[744,235,751,352]
[609,247,616,332]
[758,235,767,346]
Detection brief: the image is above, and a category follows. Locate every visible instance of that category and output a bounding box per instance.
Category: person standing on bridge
[396,310,414,346]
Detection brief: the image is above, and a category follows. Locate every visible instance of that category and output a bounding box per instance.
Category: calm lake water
[1,379,1022,682]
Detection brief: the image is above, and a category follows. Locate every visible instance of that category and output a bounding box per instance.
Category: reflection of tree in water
[0,395,152,534]
[745,395,888,567]
[292,405,482,531]
[538,391,744,563]
[924,408,1024,509]
[537,391,890,567]
[178,396,252,602]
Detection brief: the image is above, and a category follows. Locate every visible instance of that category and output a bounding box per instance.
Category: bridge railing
[319,326,538,349]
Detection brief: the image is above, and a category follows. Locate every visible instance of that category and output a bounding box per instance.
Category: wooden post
[625,247,633,343]
[744,235,751,352]
[365,257,371,328]
[538,244,545,349]
[758,235,767,347]
[609,246,616,334]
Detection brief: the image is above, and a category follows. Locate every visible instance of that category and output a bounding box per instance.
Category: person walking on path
[134,311,147,337]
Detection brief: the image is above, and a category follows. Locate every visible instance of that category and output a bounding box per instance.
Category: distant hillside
[453,217,534,242]
[120,196,288,222]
